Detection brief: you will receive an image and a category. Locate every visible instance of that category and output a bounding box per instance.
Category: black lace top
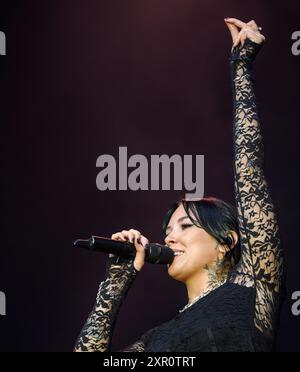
[74,39,284,352]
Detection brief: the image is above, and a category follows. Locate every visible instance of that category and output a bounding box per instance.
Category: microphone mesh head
[146,243,174,264]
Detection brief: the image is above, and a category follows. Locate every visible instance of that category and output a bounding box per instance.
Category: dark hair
[162,196,241,266]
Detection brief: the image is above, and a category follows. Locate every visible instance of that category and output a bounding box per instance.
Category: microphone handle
[73,236,174,265]
[91,236,135,258]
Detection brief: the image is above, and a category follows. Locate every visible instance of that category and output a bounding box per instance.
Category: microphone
[73,236,174,265]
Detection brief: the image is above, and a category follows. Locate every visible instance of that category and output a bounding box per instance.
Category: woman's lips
[168,253,185,267]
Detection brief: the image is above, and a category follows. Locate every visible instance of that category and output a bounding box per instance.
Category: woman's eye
[181,224,193,230]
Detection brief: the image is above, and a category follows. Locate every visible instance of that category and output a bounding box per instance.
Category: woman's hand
[111,229,149,272]
[224,18,265,51]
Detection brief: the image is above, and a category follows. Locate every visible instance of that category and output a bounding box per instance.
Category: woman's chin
[167,260,185,281]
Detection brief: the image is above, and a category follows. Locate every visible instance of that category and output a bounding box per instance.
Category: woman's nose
[165,231,178,245]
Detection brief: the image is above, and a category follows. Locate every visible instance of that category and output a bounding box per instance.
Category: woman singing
[74,17,284,352]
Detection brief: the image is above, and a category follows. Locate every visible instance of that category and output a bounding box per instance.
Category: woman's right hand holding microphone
[111,229,149,272]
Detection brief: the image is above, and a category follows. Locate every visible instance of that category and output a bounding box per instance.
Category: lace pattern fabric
[228,39,284,336]
[74,256,139,352]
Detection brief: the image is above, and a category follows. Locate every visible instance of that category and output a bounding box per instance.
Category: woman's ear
[219,231,239,251]
[217,231,239,257]
[229,231,239,248]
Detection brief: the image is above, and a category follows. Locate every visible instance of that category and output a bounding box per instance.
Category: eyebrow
[165,216,190,233]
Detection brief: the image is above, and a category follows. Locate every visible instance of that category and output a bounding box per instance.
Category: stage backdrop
[0,0,299,352]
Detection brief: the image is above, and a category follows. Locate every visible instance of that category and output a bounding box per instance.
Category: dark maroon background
[0,0,299,352]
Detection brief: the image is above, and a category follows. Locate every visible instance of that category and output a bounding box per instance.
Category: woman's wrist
[230,39,263,66]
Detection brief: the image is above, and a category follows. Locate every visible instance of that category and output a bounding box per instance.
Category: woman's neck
[185,260,229,304]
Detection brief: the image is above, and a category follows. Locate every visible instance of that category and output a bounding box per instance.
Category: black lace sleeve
[74,256,139,352]
[228,39,284,336]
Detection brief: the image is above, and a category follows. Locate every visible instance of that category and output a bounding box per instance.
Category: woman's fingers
[240,29,263,47]
[247,20,259,31]
[112,229,148,246]
[111,229,149,271]
[126,230,136,243]
[111,232,129,241]
[225,18,247,29]
[130,229,149,271]
[240,30,249,48]
[226,18,261,34]
[225,18,265,50]
[129,229,142,243]
[232,28,251,48]
[139,236,149,248]
[232,29,243,49]
[224,20,239,44]
[228,26,265,50]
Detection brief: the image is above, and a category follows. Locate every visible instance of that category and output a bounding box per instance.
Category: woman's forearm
[231,40,264,174]
[74,257,139,352]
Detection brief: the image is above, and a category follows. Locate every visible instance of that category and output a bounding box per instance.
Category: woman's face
[165,203,220,283]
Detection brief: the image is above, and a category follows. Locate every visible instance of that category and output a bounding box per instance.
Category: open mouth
[168,251,185,267]
[173,251,185,257]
